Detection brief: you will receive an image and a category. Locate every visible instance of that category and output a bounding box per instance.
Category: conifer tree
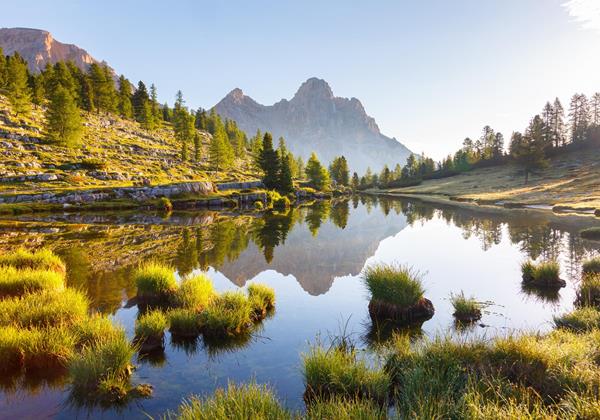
[329,156,350,186]
[258,132,280,189]
[305,152,330,191]
[117,75,133,118]
[45,85,83,148]
[29,73,45,106]
[162,102,172,122]
[5,53,31,117]
[150,84,162,126]
[351,172,360,190]
[132,81,150,122]
[278,153,294,194]
[295,156,305,179]
[209,123,234,171]
[79,75,95,112]
[0,47,6,90]
[89,63,115,113]
[194,133,201,161]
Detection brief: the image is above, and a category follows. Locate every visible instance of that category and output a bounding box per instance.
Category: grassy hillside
[0,95,256,196]
[382,148,600,213]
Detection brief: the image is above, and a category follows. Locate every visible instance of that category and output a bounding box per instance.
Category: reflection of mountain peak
[218,206,408,295]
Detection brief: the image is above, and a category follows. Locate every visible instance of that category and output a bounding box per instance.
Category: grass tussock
[0,266,64,297]
[0,248,65,274]
[575,273,600,307]
[0,288,88,328]
[305,397,387,420]
[450,291,482,321]
[134,262,177,301]
[363,263,424,307]
[247,283,275,319]
[580,227,600,240]
[71,315,125,349]
[170,382,291,420]
[521,260,564,288]
[135,310,168,342]
[303,345,390,404]
[554,307,600,332]
[200,291,253,336]
[582,256,600,275]
[174,274,214,310]
[168,309,202,337]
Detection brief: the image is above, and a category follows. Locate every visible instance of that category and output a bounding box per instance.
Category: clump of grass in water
[200,291,254,337]
[575,273,600,307]
[0,248,65,274]
[363,263,424,307]
[302,344,390,404]
[305,397,387,420]
[174,274,214,310]
[580,227,600,241]
[0,288,89,328]
[169,382,292,420]
[450,291,482,322]
[247,283,275,319]
[134,310,168,351]
[168,309,202,338]
[134,262,177,302]
[71,315,125,349]
[521,260,564,288]
[0,266,64,297]
[582,256,600,275]
[554,307,600,332]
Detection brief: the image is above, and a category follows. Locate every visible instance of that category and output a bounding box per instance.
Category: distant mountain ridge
[0,27,110,74]
[213,77,413,174]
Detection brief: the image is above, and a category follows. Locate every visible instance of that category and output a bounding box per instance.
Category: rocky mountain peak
[0,27,109,74]
[293,77,334,101]
[224,88,246,104]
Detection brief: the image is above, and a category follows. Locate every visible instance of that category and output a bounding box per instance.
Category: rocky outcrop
[213,77,413,173]
[0,27,112,74]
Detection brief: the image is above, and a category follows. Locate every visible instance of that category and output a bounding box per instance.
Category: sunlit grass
[575,273,600,307]
[168,308,202,337]
[582,256,600,275]
[71,315,125,349]
[135,310,167,342]
[363,263,424,307]
[247,283,275,319]
[305,396,386,419]
[450,291,482,321]
[134,262,177,301]
[554,307,600,332]
[174,274,214,310]
[0,266,64,297]
[0,248,65,274]
[521,260,563,287]
[200,291,253,336]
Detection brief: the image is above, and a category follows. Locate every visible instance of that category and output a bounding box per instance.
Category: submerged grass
[174,274,214,310]
[134,262,177,301]
[0,248,65,274]
[521,260,563,287]
[363,263,424,307]
[582,256,600,275]
[0,266,64,297]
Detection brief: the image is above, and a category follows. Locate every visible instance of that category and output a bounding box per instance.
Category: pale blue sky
[2,0,600,158]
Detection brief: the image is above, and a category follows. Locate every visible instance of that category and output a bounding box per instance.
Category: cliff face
[0,27,108,73]
[214,77,413,174]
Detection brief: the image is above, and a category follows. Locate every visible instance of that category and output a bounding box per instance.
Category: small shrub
[69,334,135,402]
[135,310,168,342]
[0,289,89,328]
[134,262,177,301]
[78,158,107,170]
[575,273,600,307]
[580,227,600,240]
[247,283,275,319]
[0,248,65,274]
[450,291,482,322]
[582,257,600,275]
[158,197,173,212]
[171,382,291,420]
[174,274,214,310]
[168,309,202,337]
[521,260,563,288]
[554,307,600,332]
[0,266,64,297]
[363,263,424,307]
[303,345,390,404]
[200,291,253,336]
[272,196,290,211]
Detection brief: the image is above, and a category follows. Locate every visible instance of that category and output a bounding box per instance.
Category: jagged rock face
[0,27,108,74]
[213,77,413,174]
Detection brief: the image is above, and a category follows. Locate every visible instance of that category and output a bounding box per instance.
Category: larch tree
[45,85,83,148]
[258,132,280,189]
[305,152,330,191]
[117,75,133,118]
[5,53,31,117]
[209,123,234,171]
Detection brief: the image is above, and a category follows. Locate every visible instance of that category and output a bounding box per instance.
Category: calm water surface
[0,196,599,419]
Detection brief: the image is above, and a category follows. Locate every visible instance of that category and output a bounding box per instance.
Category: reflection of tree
[305,201,331,237]
[252,211,295,263]
[330,200,350,229]
[174,229,198,277]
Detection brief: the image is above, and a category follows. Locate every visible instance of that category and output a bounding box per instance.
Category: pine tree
[351,172,360,190]
[5,53,31,117]
[305,152,330,190]
[591,93,600,126]
[569,93,590,143]
[132,81,150,122]
[117,75,133,118]
[551,98,565,147]
[278,153,294,194]
[45,85,83,148]
[0,47,6,90]
[209,123,234,171]
[79,75,95,112]
[194,133,202,161]
[89,63,115,113]
[512,116,548,183]
[258,133,280,189]
[295,156,305,179]
[329,156,350,186]
[162,103,172,122]
[29,73,45,107]
[150,84,162,127]
[48,62,78,101]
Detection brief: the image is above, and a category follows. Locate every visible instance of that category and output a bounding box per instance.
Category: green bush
[0,266,64,297]
[0,248,65,273]
[170,382,291,420]
[521,260,562,287]
[582,257,600,275]
[200,291,253,336]
[134,262,177,301]
[363,263,424,307]
[174,274,214,310]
